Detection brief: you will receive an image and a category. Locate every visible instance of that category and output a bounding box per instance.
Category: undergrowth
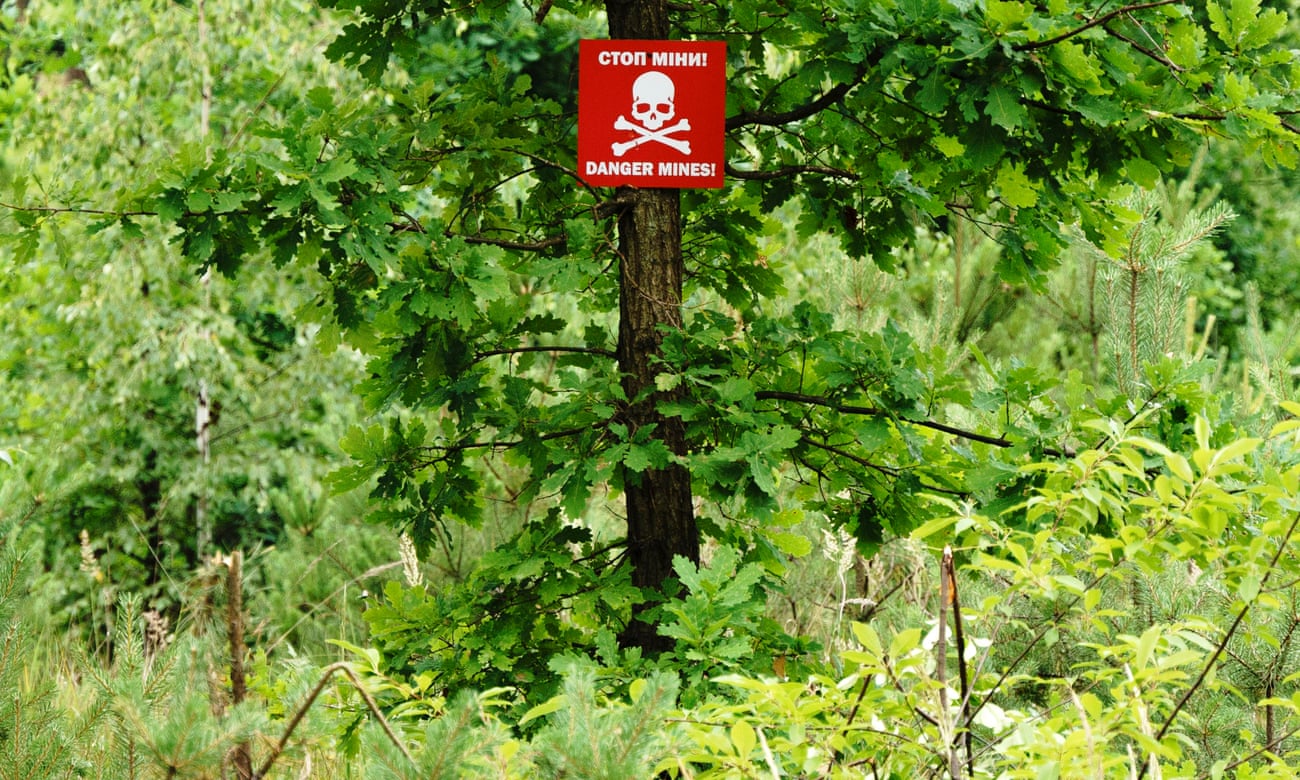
[10,404,1300,778]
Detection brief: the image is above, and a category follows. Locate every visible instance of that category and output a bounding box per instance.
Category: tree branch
[474,345,617,361]
[1103,23,1185,73]
[725,67,867,131]
[254,661,412,779]
[0,201,159,218]
[496,146,604,203]
[1013,0,1180,53]
[593,195,638,218]
[755,390,1065,456]
[453,233,565,252]
[389,206,426,234]
[757,390,880,417]
[724,162,858,181]
[416,425,595,465]
[802,438,899,478]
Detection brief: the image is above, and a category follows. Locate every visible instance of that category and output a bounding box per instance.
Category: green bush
[329,407,1300,778]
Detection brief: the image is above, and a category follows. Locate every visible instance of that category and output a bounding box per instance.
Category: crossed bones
[611,115,692,157]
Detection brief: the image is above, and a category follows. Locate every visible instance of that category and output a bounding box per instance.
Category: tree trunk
[608,0,700,652]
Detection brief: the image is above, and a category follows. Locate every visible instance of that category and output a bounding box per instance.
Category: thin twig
[229,69,288,151]
[263,561,402,656]
[1068,685,1104,780]
[1127,664,1163,780]
[1202,723,1300,778]
[414,425,595,465]
[1104,23,1185,73]
[802,438,900,478]
[1012,1,1181,52]
[756,726,783,778]
[254,661,414,779]
[474,345,616,362]
[946,549,973,774]
[0,201,159,218]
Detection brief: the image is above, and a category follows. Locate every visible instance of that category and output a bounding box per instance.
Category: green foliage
[358,665,681,779]
[76,593,266,780]
[15,409,1300,777]
[659,548,768,668]
[359,517,636,712]
[325,406,1300,775]
[365,688,513,779]
[661,411,1300,777]
[529,665,682,779]
[0,0,368,645]
[86,0,1299,590]
[656,546,814,703]
[350,538,815,727]
[0,531,86,780]
[250,499,397,661]
[1203,146,1300,339]
[8,0,1300,775]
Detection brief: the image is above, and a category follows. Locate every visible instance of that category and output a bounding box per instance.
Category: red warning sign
[578,39,726,189]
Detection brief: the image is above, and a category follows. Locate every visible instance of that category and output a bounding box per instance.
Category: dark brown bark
[227,551,253,780]
[607,0,700,652]
[606,0,670,39]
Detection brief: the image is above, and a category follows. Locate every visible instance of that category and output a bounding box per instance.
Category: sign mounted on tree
[578,39,726,189]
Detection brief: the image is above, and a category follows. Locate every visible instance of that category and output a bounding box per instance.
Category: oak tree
[11,0,1300,649]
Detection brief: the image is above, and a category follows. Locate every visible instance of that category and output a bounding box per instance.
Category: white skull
[630,71,676,131]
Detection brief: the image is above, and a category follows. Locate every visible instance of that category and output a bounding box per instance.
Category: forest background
[6,0,1300,777]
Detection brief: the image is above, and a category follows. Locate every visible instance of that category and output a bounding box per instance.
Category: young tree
[7,0,1299,649]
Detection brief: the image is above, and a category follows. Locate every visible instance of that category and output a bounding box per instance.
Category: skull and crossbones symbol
[612,71,691,157]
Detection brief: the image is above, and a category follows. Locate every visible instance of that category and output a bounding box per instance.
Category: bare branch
[1013,0,1180,53]
[229,69,288,151]
[474,345,617,361]
[755,390,1066,456]
[454,233,566,252]
[1104,22,1185,73]
[389,206,426,234]
[725,67,867,131]
[802,438,899,478]
[0,201,159,218]
[416,426,595,465]
[724,162,858,181]
[756,390,880,417]
[593,195,637,218]
[510,148,586,187]
[255,661,413,779]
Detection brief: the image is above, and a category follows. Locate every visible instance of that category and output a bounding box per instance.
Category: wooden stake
[227,551,252,780]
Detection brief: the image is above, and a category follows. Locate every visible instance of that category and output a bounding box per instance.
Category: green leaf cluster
[657,546,810,703]
[359,517,637,714]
